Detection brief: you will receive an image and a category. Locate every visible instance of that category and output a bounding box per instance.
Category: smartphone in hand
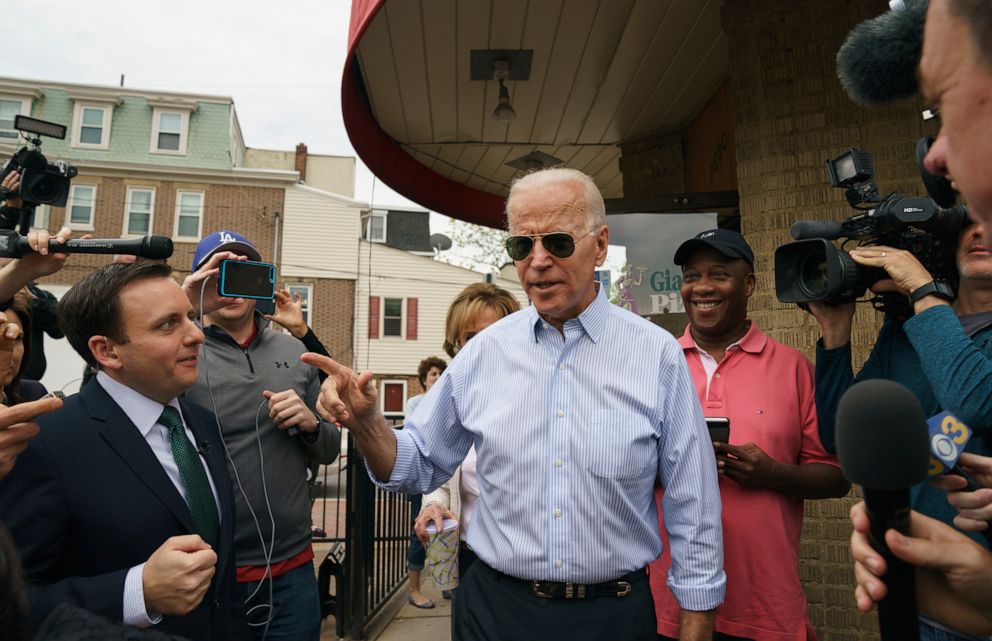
[705,417,731,444]
[218,259,276,300]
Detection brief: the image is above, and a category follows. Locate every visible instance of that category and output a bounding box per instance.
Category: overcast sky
[2,0,420,209]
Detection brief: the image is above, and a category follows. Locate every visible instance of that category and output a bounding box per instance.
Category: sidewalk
[319,578,451,641]
[371,580,452,641]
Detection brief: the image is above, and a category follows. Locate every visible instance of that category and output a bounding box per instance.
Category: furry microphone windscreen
[836,0,929,105]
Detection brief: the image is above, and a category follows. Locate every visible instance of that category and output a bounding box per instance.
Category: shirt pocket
[583,410,656,479]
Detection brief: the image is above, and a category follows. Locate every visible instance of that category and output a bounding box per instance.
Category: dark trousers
[453,561,656,641]
[458,543,478,581]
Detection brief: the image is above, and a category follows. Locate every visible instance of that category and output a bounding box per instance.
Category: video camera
[774,143,969,320]
[0,115,77,233]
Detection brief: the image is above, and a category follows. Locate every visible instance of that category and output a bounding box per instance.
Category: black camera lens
[24,174,60,204]
[798,253,829,298]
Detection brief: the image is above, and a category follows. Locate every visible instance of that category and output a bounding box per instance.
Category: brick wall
[308,278,356,367]
[38,178,283,288]
[618,131,687,198]
[719,3,928,633]
[616,1,938,638]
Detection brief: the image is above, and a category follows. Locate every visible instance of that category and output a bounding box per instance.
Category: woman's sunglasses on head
[505,229,595,261]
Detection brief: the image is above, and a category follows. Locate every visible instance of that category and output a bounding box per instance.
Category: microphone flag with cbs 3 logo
[927,411,973,476]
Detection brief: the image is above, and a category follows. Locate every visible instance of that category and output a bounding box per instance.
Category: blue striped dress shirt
[374,288,726,610]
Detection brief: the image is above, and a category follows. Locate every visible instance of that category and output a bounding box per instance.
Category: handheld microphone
[837,379,928,641]
[790,220,844,241]
[835,0,927,105]
[0,230,174,260]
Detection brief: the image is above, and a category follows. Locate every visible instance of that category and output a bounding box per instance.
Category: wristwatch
[909,280,954,305]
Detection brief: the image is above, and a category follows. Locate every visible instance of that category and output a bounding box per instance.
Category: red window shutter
[406,298,418,340]
[368,296,380,338]
[383,383,404,413]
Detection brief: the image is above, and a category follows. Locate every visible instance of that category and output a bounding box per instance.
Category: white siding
[354,241,527,374]
[36,285,87,397]
[281,184,363,280]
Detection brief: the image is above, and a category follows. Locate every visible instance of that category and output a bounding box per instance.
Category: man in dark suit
[0,261,247,639]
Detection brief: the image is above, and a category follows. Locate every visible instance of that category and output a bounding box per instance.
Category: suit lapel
[83,382,198,534]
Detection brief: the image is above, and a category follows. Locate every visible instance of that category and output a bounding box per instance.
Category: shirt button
[559,363,566,370]
[554,559,563,568]
[556,410,564,417]
[554,509,562,518]
[554,458,563,468]
[715,373,721,378]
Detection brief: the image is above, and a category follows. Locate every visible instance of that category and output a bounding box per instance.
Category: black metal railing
[315,423,413,639]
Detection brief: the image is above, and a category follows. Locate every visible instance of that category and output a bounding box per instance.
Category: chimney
[294,143,308,183]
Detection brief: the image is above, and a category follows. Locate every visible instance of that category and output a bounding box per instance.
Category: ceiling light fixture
[491,60,516,123]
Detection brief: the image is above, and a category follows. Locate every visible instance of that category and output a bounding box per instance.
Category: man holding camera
[650,230,848,641]
[812,220,992,527]
[182,229,340,641]
[814,213,992,639]
[846,0,992,633]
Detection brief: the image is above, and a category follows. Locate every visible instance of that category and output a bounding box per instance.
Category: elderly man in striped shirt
[304,167,726,641]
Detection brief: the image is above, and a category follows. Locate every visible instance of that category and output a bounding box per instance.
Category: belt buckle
[616,581,632,598]
[564,583,587,599]
[531,581,556,599]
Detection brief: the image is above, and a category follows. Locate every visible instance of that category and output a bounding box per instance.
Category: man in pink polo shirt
[650,229,850,641]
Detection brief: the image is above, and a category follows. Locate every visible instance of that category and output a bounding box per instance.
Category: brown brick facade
[618,131,687,198]
[303,278,356,367]
[37,178,283,287]
[616,1,940,638]
[35,175,358,386]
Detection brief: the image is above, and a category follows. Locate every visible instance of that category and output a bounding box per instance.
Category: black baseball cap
[673,229,754,268]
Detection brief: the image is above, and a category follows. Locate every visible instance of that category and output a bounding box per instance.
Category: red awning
[343,0,506,228]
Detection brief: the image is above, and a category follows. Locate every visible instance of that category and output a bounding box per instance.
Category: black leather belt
[486,562,642,600]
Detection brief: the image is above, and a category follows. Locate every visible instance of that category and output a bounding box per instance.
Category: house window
[366,209,387,243]
[381,380,407,418]
[71,104,111,149]
[383,297,403,337]
[125,187,155,236]
[0,97,29,139]
[174,191,203,240]
[151,109,189,154]
[287,284,313,326]
[66,185,97,230]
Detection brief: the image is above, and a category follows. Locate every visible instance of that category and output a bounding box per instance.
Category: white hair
[505,167,606,230]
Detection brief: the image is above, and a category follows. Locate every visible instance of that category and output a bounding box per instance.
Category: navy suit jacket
[0,380,248,640]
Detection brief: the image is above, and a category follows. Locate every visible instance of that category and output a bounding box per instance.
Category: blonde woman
[413,283,520,596]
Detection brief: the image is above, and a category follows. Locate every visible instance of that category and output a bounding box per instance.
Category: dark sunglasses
[505,230,594,261]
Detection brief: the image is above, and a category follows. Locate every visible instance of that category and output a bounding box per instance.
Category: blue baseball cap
[192,230,262,270]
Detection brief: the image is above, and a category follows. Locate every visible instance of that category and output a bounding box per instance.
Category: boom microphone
[0,230,173,260]
[790,220,844,241]
[836,379,928,641]
[836,0,928,105]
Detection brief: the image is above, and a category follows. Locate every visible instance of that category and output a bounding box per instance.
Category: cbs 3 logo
[929,415,971,475]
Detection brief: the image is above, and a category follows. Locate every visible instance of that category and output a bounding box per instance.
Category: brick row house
[0,76,525,412]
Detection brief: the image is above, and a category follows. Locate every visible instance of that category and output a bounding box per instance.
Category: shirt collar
[527,284,609,344]
[95,370,182,437]
[677,319,767,354]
